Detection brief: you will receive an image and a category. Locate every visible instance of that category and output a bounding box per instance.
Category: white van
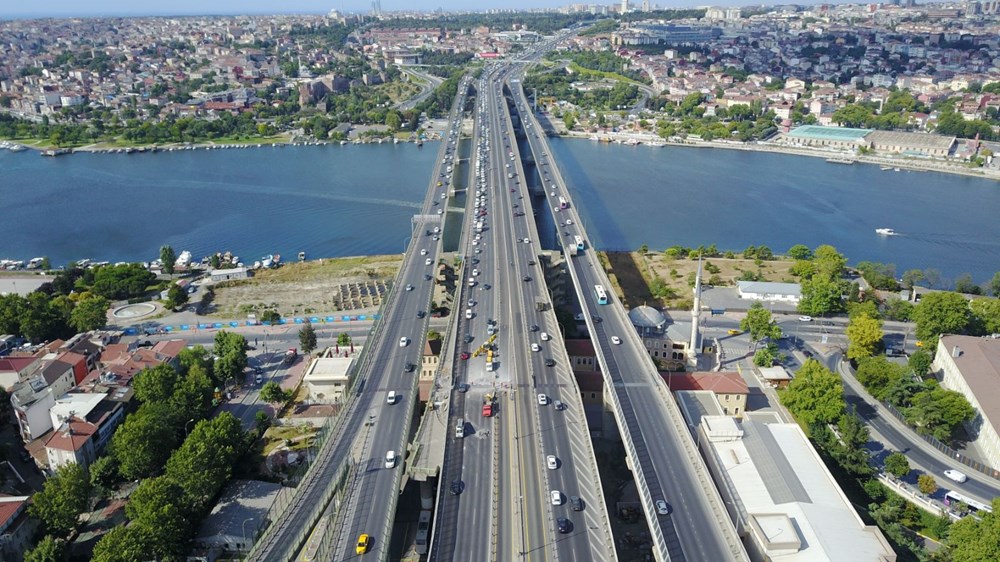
[465,308,473,319]
[455,419,465,438]
[944,469,968,483]
[386,391,397,405]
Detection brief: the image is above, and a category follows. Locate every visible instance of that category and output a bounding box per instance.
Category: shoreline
[0,134,434,155]
[560,130,1000,182]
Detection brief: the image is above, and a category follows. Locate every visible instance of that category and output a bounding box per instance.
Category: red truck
[482,393,495,417]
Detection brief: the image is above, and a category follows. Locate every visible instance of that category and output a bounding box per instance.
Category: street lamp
[241,517,254,552]
[185,418,195,436]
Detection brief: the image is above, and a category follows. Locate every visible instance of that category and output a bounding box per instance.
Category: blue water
[1,140,998,284]
[550,139,1000,284]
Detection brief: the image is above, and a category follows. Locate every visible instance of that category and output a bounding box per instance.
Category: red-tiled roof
[44,418,97,452]
[0,357,37,373]
[659,371,749,395]
[0,495,27,526]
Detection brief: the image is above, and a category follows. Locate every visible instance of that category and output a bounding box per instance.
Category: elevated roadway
[247,76,472,562]
[508,72,750,562]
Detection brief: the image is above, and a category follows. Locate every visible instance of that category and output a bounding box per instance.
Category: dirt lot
[210,256,402,318]
[602,251,796,310]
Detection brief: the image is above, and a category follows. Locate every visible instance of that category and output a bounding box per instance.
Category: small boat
[880,166,892,171]
[875,228,897,236]
[9,144,26,152]
[298,251,306,262]
[261,255,274,268]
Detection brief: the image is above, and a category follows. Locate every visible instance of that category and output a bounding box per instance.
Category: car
[803,350,814,359]
[523,238,531,244]
[570,496,584,511]
[531,343,540,352]
[537,393,548,405]
[727,329,742,335]
[437,209,443,214]
[915,340,925,347]
[464,334,474,343]
[255,373,263,385]
[483,283,491,290]
[557,517,572,534]
[387,391,398,404]
[530,324,539,332]
[385,450,397,469]
[541,332,550,341]
[550,490,563,505]
[468,279,477,287]
[405,284,414,291]
[460,352,470,360]
[655,500,671,515]
[424,273,433,280]
[611,336,622,345]
[799,315,813,322]
[523,275,531,282]
[425,258,433,266]
[472,268,479,276]
[527,259,535,265]
[592,315,602,323]
[399,337,409,347]
[545,358,555,367]
[449,480,463,495]
[457,382,470,393]
[547,455,558,469]
[356,533,371,554]
[553,399,564,410]
[416,310,426,319]
[944,469,968,483]
[565,219,574,225]
[404,363,416,373]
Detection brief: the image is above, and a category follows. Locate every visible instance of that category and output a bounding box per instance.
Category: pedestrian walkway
[117,308,382,336]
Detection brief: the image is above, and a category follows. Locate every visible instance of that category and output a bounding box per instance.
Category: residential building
[932,335,1000,470]
[0,494,37,562]
[661,371,749,418]
[11,358,76,441]
[303,346,361,402]
[420,338,441,401]
[44,417,98,471]
[210,266,250,282]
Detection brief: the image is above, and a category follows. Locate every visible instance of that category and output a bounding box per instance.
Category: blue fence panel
[326,316,336,322]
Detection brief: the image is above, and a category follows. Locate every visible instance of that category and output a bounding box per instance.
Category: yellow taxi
[356,533,370,554]
[915,340,924,347]
[437,181,443,186]
[727,329,742,335]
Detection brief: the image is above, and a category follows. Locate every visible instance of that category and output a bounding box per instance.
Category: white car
[541,332,550,341]
[547,455,558,470]
[472,268,479,276]
[385,450,397,469]
[420,249,428,256]
[550,490,563,505]
[531,343,540,352]
[944,469,968,483]
[386,391,397,405]
[656,500,670,515]
[565,219,573,225]
[611,336,622,345]
[799,315,813,322]
[537,393,549,405]
[425,258,433,266]
[405,284,414,291]
[399,337,409,347]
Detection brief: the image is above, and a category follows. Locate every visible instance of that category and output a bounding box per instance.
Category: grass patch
[261,425,317,456]
[567,62,645,86]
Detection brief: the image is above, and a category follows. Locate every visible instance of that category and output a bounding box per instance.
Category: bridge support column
[420,480,434,510]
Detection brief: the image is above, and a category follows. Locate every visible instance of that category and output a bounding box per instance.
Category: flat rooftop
[704,417,896,561]
[866,130,956,150]
[785,124,872,142]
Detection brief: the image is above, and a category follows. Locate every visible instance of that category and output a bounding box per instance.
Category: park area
[210,255,402,319]
[601,250,796,310]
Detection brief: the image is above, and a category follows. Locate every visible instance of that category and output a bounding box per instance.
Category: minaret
[689,256,703,366]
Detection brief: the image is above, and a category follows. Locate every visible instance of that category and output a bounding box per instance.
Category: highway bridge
[249,26,750,562]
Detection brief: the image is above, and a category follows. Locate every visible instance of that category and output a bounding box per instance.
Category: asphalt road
[513,79,746,562]
[249,77,473,562]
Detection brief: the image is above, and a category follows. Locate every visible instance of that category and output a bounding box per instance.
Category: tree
[638,243,649,255]
[112,403,179,479]
[90,263,156,300]
[812,245,847,280]
[912,291,972,341]
[160,245,177,275]
[971,298,1000,335]
[91,526,150,562]
[69,294,109,332]
[786,244,813,260]
[753,346,775,367]
[847,300,880,320]
[954,273,982,295]
[171,363,214,421]
[798,277,845,316]
[834,411,872,476]
[739,302,781,346]
[213,331,248,384]
[855,356,909,400]
[0,293,26,335]
[89,455,120,492]
[25,536,64,562]
[255,410,271,432]
[29,463,91,536]
[949,499,1000,562]
[125,476,191,557]
[846,314,883,360]
[990,271,1000,297]
[883,297,914,321]
[165,412,244,510]
[909,349,932,378]
[260,381,288,403]
[907,386,975,442]
[176,345,213,377]
[918,474,938,496]
[299,322,317,354]
[165,284,188,310]
[21,292,72,343]
[133,364,180,404]
[901,269,925,290]
[779,359,844,427]
[385,110,402,132]
[884,452,911,478]
[260,310,281,324]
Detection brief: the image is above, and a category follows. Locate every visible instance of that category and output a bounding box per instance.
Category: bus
[558,196,568,209]
[415,510,431,554]
[945,491,993,514]
[574,236,585,251]
[594,284,609,305]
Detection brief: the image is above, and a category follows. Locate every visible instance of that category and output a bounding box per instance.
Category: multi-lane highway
[508,71,749,561]
[248,76,472,562]
[432,50,615,562]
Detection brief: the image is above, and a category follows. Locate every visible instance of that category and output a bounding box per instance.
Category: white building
[932,335,1000,470]
[210,266,250,282]
[698,416,897,561]
[737,281,802,304]
[303,346,362,401]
